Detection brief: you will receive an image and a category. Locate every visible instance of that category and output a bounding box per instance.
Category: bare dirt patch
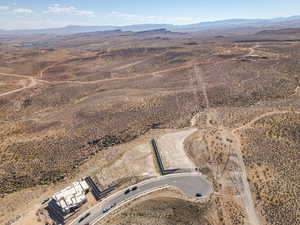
[156,128,197,169]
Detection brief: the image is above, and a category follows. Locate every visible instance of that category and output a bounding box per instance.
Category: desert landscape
[0,19,299,225]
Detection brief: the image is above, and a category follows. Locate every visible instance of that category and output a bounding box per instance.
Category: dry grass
[1,30,300,225]
[240,112,300,225]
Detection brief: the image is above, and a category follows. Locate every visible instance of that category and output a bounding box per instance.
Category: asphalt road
[71,173,212,225]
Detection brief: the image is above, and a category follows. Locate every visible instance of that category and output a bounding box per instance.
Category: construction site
[43,177,116,225]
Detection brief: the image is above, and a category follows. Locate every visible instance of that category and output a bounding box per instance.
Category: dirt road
[233,110,300,133]
[189,60,262,225]
[0,73,38,97]
[0,63,193,98]
[230,130,261,225]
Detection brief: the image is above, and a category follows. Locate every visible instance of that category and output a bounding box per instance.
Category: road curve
[0,73,39,97]
[0,76,37,97]
[71,173,212,225]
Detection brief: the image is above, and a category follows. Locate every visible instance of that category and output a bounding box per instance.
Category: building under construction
[45,176,116,225]
[52,179,89,214]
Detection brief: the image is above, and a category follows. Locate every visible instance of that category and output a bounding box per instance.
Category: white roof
[53,179,89,210]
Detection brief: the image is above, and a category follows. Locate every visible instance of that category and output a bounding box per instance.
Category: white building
[52,179,89,213]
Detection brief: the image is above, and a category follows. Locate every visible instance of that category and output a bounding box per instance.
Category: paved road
[70,173,212,225]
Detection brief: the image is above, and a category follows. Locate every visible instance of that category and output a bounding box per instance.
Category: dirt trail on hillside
[0,74,38,97]
[189,65,211,127]
[193,65,210,109]
[39,62,62,78]
[1,63,191,84]
[233,110,300,133]
[228,129,261,225]
[248,44,260,55]
[227,110,300,225]
[0,64,190,97]
[207,123,262,225]
[188,50,263,225]
[0,53,229,98]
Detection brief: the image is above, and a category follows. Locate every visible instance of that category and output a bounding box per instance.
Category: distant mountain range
[256,27,300,35]
[1,15,300,35]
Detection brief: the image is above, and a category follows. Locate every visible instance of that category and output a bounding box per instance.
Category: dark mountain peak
[256,28,300,35]
[136,28,169,34]
[135,28,186,36]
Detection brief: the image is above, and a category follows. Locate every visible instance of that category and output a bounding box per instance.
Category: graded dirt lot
[0,29,300,225]
[156,128,197,169]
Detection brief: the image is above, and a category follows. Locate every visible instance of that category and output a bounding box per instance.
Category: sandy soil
[96,141,159,186]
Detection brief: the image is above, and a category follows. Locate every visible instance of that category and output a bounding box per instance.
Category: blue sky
[0,0,299,29]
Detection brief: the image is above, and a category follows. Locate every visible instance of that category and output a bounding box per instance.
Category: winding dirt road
[233,110,300,133]
[0,62,194,98]
[189,59,263,225]
[229,109,300,225]
[0,73,38,97]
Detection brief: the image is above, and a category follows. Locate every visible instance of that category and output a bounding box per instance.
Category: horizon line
[1,14,299,31]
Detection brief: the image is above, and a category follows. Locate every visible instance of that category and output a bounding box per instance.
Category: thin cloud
[46,4,76,14]
[45,4,96,17]
[109,11,161,23]
[12,8,33,14]
[0,6,9,11]
[173,17,201,24]
[76,10,96,17]
[108,11,200,25]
